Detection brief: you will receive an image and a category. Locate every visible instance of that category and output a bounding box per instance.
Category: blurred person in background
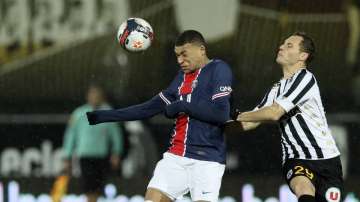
[87,30,233,202]
[62,84,123,202]
[329,124,349,179]
[233,32,343,202]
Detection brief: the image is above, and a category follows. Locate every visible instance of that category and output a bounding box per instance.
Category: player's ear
[200,45,206,55]
[299,52,309,62]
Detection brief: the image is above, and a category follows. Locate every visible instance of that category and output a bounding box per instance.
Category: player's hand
[86,112,97,125]
[165,101,185,118]
[230,108,241,121]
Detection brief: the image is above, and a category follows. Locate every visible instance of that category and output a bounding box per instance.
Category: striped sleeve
[275,69,316,112]
[159,92,172,105]
[255,88,272,110]
[159,72,181,105]
[211,61,233,101]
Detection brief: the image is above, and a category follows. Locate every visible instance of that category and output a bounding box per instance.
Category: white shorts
[147,152,225,202]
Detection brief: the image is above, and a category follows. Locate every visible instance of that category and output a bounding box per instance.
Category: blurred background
[0,0,360,201]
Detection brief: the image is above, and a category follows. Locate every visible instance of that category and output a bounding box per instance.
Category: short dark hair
[175,30,207,47]
[292,31,315,65]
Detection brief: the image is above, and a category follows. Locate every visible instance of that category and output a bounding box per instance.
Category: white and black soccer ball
[117,18,154,52]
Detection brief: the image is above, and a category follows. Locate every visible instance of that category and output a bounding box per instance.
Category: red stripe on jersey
[169,115,189,155]
[169,69,200,156]
[180,69,199,95]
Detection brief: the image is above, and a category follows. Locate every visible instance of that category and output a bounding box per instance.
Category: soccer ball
[117,18,154,52]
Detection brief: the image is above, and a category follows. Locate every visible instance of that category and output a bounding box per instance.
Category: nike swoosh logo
[202,191,211,194]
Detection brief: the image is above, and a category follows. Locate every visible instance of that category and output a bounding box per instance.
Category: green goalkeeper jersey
[62,104,123,159]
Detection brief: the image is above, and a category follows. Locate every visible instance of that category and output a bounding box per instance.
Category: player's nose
[279,44,284,51]
[177,56,184,65]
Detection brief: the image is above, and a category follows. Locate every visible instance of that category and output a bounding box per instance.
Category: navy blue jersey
[87,59,233,164]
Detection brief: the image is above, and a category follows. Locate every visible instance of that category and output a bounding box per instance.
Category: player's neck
[189,57,210,74]
[282,63,306,79]
[199,57,210,68]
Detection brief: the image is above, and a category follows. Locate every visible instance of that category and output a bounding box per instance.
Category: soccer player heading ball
[87,30,233,202]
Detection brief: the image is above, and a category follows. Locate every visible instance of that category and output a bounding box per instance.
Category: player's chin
[275,57,283,65]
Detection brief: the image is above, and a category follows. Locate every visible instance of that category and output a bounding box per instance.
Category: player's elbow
[218,113,231,124]
[270,113,282,121]
[206,111,228,124]
[219,118,229,125]
[210,105,230,124]
[268,105,285,121]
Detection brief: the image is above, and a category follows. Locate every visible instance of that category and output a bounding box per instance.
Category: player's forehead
[283,35,303,47]
[174,43,198,54]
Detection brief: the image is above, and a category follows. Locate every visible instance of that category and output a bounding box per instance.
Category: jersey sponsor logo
[325,187,341,202]
[219,86,232,92]
[286,169,293,180]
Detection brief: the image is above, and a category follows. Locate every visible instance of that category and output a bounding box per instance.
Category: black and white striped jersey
[256,68,340,163]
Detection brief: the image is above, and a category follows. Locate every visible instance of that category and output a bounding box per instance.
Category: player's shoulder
[70,104,90,121]
[174,70,185,80]
[73,104,90,114]
[299,68,314,78]
[288,68,315,83]
[211,59,231,67]
[303,68,315,77]
[303,69,320,88]
[208,59,232,73]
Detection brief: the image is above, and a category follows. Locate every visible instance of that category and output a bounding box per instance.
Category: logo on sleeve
[219,86,232,92]
[325,187,341,202]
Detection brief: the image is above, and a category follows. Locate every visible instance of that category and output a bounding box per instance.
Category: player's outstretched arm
[236,102,286,122]
[225,109,261,132]
[225,120,261,132]
[87,95,166,125]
